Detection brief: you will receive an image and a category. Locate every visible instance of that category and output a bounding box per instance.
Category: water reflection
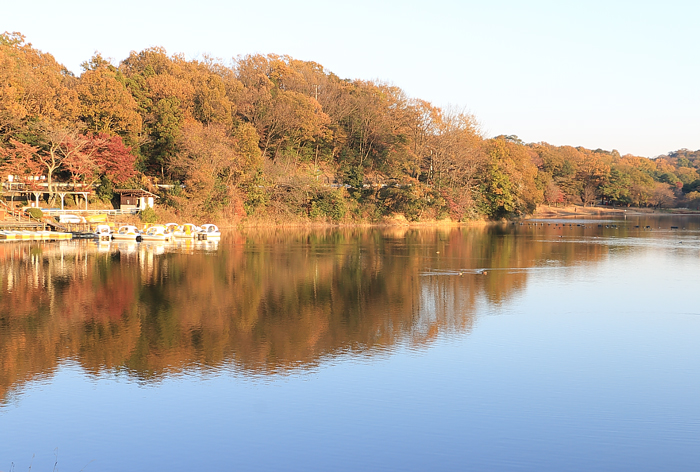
[0,218,696,404]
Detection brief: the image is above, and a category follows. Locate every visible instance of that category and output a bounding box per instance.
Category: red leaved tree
[91,133,137,185]
[0,139,44,190]
[63,133,137,187]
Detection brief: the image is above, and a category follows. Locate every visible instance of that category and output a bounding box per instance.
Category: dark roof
[114,188,159,198]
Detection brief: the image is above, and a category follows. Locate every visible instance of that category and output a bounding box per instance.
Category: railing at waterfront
[40,208,139,216]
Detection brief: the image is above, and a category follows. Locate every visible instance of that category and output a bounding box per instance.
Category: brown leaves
[76,66,142,142]
[0,32,79,137]
[170,120,262,216]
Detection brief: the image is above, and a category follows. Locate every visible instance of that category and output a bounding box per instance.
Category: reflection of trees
[0,226,609,401]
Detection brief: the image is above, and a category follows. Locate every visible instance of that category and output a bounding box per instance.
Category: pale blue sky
[3,0,698,157]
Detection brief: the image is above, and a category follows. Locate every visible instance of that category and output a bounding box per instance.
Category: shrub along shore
[105,203,689,231]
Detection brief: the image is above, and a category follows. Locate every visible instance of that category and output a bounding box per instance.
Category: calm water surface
[1,216,699,471]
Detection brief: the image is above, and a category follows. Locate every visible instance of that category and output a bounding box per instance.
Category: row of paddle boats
[96,223,221,242]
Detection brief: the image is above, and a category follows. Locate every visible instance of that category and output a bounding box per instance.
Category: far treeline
[2,32,699,223]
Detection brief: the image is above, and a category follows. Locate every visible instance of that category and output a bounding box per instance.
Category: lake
[1,215,699,471]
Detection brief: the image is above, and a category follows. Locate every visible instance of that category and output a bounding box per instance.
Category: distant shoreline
[529,205,700,219]
[23,204,700,233]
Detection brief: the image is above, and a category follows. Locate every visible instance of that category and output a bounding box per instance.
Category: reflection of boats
[95,240,111,252]
[94,224,112,241]
[171,238,204,253]
[113,225,141,241]
[173,223,198,239]
[174,238,195,249]
[141,225,172,242]
[167,238,220,253]
[141,241,166,255]
[195,240,219,251]
[197,224,221,240]
[113,240,138,254]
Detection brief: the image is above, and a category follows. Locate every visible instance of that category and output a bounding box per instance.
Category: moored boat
[197,224,221,240]
[94,224,112,241]
[141,225,172,242]
[173,223,198,239]
[112,225,141,241]
[164,223,179,235]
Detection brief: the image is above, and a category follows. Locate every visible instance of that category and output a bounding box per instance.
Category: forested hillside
[2,32,699,222]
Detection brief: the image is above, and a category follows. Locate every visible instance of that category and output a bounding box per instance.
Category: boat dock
[0,230,72,241]
[1,202,75,240]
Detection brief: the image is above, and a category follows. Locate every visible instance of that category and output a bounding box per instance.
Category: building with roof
[114,189,158,211]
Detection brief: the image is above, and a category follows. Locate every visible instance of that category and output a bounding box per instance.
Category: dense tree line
[2,32,699,221]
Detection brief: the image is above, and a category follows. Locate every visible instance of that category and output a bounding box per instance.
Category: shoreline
[232,205,700,229]
[22,204,700,233]
[529,205,700,219]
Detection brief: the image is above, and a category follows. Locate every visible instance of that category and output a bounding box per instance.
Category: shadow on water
[0,217,694,402]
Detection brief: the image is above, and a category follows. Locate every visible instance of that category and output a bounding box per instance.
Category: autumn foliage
[1,32,698,219]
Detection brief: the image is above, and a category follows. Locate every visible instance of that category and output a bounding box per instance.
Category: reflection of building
[115,189,158,211]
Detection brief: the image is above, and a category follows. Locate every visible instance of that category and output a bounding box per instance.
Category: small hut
[115,189,158,211]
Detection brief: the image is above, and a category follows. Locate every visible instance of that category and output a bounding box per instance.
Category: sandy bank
[531,205,651,219]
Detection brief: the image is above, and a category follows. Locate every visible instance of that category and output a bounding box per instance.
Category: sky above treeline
[3,0,698,158]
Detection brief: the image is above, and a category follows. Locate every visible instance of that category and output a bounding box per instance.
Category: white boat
[112,225,141,241]
[58,214,86,224]
[173,223,198,239]
[197,224,221,240]
[164,223,179,234]
[94,224,112,241]
[141,225,172,242]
